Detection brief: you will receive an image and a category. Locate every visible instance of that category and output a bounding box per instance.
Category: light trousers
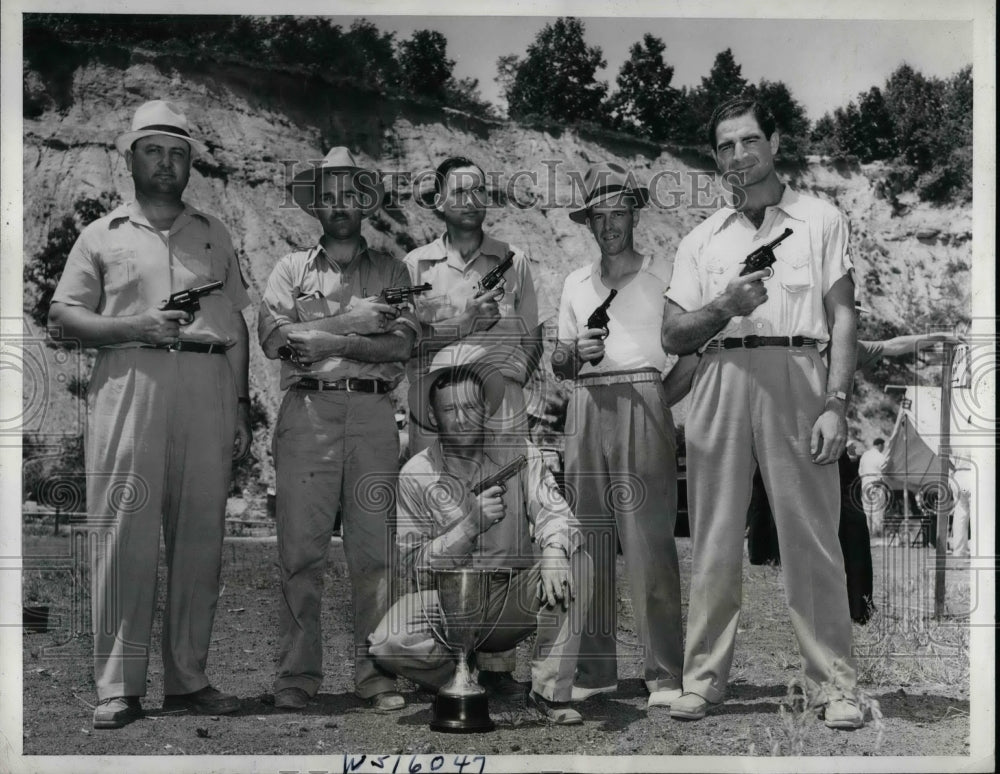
[683,348,857,703]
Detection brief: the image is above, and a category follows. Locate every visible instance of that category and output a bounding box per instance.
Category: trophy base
[430,693,496,733]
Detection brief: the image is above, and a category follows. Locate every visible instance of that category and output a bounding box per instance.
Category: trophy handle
[414,565,449,649]
[474,567,515,652]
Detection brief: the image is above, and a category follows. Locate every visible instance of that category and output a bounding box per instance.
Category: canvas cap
[568,161,650,224]
[287,146,385,216]
[114,100,208,156]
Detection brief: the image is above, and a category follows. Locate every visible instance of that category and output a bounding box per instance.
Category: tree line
[24,14,972,203]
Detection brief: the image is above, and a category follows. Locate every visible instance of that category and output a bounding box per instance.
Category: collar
[107,200,210,231]
[424,232,508,271]
[573,252,652,285]
[427,435,506,477]
[711,183,805,235]
[306,237,371,272]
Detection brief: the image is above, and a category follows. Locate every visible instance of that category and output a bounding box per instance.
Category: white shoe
[647,688,684,708]
[570,684,617,701]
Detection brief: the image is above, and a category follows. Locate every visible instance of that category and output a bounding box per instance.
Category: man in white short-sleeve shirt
[661,97,862,729]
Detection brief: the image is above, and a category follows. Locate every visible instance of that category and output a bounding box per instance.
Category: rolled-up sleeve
[257,256,299,348]
[821,210,854,297]
[664,236,703,312]
[523,446,585,555]
[51,229,102,311]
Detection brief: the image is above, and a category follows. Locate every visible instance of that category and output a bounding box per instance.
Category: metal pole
[934,343,956,619]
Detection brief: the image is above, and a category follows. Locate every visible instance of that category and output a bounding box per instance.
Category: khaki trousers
[86,348,236,700]
[368,550,593,701]
[272,389,399,699]
[683,348,857,703]
[564,376,684,692]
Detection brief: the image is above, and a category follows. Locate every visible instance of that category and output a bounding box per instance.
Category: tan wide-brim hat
[408,361,506,432]
[287,146,385,217]
[568,161,650,224]
[114,100,208,157]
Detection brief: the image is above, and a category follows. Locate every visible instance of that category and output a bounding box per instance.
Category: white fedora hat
[114,100,208,157]
[287,146,385,217]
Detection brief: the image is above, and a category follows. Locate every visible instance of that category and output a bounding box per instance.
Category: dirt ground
[18,524,973,764]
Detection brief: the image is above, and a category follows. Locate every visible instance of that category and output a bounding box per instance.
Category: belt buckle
[167,341,181,352]
[343,378,356,393]
[743,335,760,349]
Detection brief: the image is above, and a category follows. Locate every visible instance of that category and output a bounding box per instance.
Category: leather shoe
[163,685,240,715]
[369,691,406,713]
[274,686,310,710]
[824,697,864,729]
[569,684,616,701]
[647,688,683,708]
[93,696,142,729]
[477,670,526,696]
[528,691,583,725]
[669,692,721,720]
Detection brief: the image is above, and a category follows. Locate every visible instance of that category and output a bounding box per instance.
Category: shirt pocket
[775,253,815,333]
[416,291,459,322]
[174,241,224,285]
[101,248,138,296]
[293,293,340,322]
[705,258,731,300]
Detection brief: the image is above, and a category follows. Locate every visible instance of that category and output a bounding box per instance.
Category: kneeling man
[370,363,593,725]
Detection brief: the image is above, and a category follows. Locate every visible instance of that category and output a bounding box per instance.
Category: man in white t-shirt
[552,162,697,710]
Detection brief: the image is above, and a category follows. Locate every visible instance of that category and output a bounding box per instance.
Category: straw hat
[408,362,506,432]
[114,100,208,157]
[568,161,650,224]
[287,146,385,216]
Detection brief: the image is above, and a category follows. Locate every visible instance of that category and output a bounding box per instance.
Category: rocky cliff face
[20,54,971,484]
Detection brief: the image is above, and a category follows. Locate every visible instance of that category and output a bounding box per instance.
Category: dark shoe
[477,670,526,696]
[369,691,406,714]
[528,691,583,725]
[163,685,240,715]
[93,696,143,729]
[273,686,310,711]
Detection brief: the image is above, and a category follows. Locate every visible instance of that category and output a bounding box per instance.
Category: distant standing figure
[858,438,888,537]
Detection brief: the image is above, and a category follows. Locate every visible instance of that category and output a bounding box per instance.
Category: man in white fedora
[258,147,418,713]
[552,161,695,710]
[49,99,252,729]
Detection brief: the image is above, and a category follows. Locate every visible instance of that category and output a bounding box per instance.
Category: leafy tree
[810,113,837,156]
[346,18,400,88]
[700,48,748,108]
[503,17,608,123]
[25,193,120,329]
[398,29,454,99]
[606,34,678,140]
[745,79,811,163]
[882,63,945,171]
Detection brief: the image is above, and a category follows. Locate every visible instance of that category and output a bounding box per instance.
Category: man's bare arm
[49,301,188,349]
[661,354,699,406]
[660,269,769,355]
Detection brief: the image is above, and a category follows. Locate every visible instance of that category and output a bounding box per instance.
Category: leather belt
[140,341,228,354]
[576,368,662,387]
[294,377,391,394]
[705,336,818,351]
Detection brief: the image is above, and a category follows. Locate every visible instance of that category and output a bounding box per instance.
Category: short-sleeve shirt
[52,200,250,346]
[395,436,584,572]
[665,186,853,347]
[403,233,548,384]
[257,239,419,390]
[557,253,677,376]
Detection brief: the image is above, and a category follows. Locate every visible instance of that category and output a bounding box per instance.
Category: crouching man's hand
[538,546,574,610]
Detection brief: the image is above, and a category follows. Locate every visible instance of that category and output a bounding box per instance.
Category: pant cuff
[682,679,725,704]
[645,677,682,692]
[274,675,321,697]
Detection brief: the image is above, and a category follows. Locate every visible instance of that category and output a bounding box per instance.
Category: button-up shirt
[666,186,853,347]
[558,253,677,376]
[396,437,584,573]
[257,240,419,390]
[403,233,547,384]
[52,200,251,345]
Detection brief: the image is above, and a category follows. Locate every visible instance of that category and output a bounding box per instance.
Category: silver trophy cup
[419,567,512,733]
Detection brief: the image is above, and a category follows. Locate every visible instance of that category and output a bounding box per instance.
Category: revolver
[739,227,793,279]
[471,454,527,495]
[377,282,432,311]
[586,288,618,366]
[160,280,223,324]
[476,250,515,295]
